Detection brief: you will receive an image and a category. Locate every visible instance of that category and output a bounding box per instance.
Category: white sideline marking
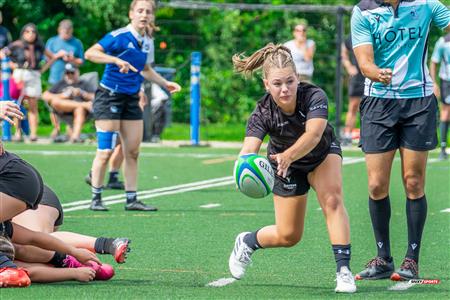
[388,281,416,291]
[62,176,233,207]
[12,149,234,158]
[200,203,222,209]
[206,277,237,287]
[63,156,365,212]
[440,208,450,213]
[65,180,234,212]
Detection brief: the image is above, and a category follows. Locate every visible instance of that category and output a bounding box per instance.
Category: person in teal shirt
[351,0,450,281]
[45,19,84,85]
[431,33,450,160]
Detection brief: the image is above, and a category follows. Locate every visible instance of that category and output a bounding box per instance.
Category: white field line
[12,149,234,158]
[440,208,450,213]
[62,176,233,207]
[63,157,365,212]
[64,180,234,212]
[388,281,416,291]
[200,203,222,209]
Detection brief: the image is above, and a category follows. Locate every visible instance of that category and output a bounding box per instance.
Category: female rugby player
[85,0,181,211]
[227,43,356,293]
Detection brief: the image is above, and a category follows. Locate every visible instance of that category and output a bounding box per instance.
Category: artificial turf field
[1,143,449,299]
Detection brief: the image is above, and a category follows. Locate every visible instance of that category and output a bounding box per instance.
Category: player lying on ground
[10,185,131,283]
[228,43,356,293]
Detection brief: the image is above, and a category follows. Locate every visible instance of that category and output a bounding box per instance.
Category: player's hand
[348,65,358,77]
[138,91,148,111]
[165,81,181,94]
[114,58,138,73]
[74,267,96,282]
[433,83,440,98]
[0,101,24,124]
[378,68,392,85]
[55,49,68,59]
[0,141,4,156]
[269,152,292,178]
[71,248,102,265]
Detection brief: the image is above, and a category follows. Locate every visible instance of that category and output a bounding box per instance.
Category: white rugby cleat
[335,266,357,293]
[228,232,254,279]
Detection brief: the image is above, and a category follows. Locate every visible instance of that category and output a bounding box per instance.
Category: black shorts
[272,140,342,197]
[40,185,64,227]
[93,86,142,120]
[440,79,450,106]
[0,159,43,210]
[348,73,365,97]
[359,95,438,153]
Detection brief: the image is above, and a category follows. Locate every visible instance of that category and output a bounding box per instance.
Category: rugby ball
[234,154,275,198]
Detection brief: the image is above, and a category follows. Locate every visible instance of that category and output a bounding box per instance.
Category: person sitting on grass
[42,63,94,143]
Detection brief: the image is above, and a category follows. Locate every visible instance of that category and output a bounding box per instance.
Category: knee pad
[97,129,119,151]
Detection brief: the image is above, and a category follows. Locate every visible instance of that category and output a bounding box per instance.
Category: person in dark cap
[42,63,95,143]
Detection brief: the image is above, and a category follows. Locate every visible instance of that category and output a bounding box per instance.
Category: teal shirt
[431,34,450,81]
[351,0,450,99]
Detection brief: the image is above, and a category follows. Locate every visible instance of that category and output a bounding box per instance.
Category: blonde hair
[129,0,156,12]
[232,43,296,78]
[0,236,15,261]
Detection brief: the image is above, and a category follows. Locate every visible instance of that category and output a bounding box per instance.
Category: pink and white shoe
[63,255,101,273]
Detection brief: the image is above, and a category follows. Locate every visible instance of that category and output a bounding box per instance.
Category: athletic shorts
[93,86,142,120]
[440,79,450,106]
[0,158,43,210]
[359,95,438,153]
[40,185,64,227]
[272,140,342,197]
[12,69,42,98]
[348,73,365,97]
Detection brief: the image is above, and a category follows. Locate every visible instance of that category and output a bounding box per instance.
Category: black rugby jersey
[246,82,337,170]
[0,151,21,170]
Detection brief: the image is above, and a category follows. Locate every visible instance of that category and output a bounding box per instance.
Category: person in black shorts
[352,0,450,281]
[0,102,100,287]
[341,35,365,145]
[227,43,356,293]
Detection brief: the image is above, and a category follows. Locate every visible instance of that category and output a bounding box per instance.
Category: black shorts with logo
[40,185,64,227]
[272,139,342,197]
[441,79,450,106]
[359,95,438,153]
[348,73,365,97]
[0,153,43,210]
[93,86,142,120]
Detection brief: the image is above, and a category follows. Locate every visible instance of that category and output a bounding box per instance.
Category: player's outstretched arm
[15,261,95,283]
[11,222,101,265]
[239,137,263,156]
[141,64,181,94]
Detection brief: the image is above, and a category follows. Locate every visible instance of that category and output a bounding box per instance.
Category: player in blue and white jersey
[351,0,450,281]
[85,0,181,212]
[431,33,450,160]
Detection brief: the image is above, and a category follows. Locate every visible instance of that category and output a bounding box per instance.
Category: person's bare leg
[70,106,87,141]
[119,120,143,191]
[27,97,39,140]
[12,205,58,233]
[344,96,360,139]
[308,154,349,245]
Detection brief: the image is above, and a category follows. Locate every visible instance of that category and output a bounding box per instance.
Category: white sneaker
[335,266,357,293]
[228,232,254,279]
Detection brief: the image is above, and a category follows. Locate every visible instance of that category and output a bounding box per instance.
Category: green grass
[1,143,449,299]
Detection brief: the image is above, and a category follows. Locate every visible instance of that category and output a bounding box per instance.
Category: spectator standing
[284,21,316,82]
[7,23,52,142]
